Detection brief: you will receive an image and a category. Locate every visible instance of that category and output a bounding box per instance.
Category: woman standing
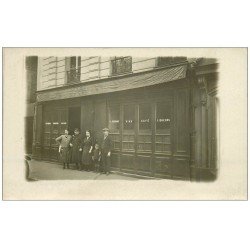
[81,130,94,171]
[70,128,83,170]
[55,129,72,169]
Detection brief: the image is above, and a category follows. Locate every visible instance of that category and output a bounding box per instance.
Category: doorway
[68,107,81,135]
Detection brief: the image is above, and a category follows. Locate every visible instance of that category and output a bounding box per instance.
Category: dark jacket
[100,135,113,155]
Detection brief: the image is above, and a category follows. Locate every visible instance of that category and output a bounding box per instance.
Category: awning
[37,64,188,102]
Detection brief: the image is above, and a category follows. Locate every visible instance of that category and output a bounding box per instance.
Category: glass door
[42,108,68,161]
[154,101,173,177]
[136,103,153,175]
[108,104,121,170]
[120,103,136,172]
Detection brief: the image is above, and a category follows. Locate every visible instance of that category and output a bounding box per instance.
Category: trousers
[101,153,111,173]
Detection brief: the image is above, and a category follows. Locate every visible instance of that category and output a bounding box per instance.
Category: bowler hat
[102,127,109,132]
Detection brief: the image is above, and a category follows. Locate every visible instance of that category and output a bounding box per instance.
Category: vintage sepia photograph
[1,2,249,250]
[25,55,218,181]
[3,48,247,200]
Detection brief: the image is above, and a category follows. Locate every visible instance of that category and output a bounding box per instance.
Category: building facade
[32,56,218,181]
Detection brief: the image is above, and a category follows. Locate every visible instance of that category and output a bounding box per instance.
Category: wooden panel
[172,157,189,179]
[136,154,152,173]
[174,88,189,155]
[172,88,190,179]
[42,146,51,160]
[110,152,120,170]
[154,156,172,178]
[50,146,59,161]
[122,134,135,151]
[120,153,135,171]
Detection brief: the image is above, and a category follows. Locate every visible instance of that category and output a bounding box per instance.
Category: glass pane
[44,123,51,132]
[156,102,171,131]
[60,122,67,134]
[77,57,81,76]
[139,103,151,130]
[77,56,81,67]
[109,105,120,132]
[112,57,132,75]
[70,56,76,69]
[123,104,135,130]
[52,122,59,134]
[138,143,151,151]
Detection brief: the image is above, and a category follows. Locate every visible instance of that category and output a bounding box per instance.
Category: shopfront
[33,62,217,180]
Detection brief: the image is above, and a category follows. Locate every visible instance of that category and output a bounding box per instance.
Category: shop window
[156,102,171,131]
[67,56,81,83]
[108,105,121,150]
[139,103,151,130]
[111,57,132,76]
[51,112,60,145]
[123,104,135,130]
[157,57,187,67]
[109,105,120,132]
[155,102,172,153]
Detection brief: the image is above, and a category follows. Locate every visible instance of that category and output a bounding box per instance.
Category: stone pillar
[32,103,43,160]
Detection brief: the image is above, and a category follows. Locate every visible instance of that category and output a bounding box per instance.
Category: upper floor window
[67,56,81,83]
[111,56,132,76]
[157,57,187,67]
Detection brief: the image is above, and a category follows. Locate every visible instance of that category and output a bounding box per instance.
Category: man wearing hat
[100,128,113,175]
[69,128,82,170]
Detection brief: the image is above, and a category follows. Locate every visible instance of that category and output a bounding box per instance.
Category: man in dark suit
[100,128,113,175]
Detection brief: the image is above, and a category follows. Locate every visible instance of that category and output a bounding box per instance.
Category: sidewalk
[28,160,137,180]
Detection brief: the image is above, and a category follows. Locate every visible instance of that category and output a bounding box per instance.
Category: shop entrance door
[42,108,68,161]
[68,107,81,135]
[108,101,174,177]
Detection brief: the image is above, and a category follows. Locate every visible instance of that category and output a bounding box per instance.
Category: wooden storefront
[32,62,218,181]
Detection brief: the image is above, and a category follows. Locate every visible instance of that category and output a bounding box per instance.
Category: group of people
[55,127,113,175]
